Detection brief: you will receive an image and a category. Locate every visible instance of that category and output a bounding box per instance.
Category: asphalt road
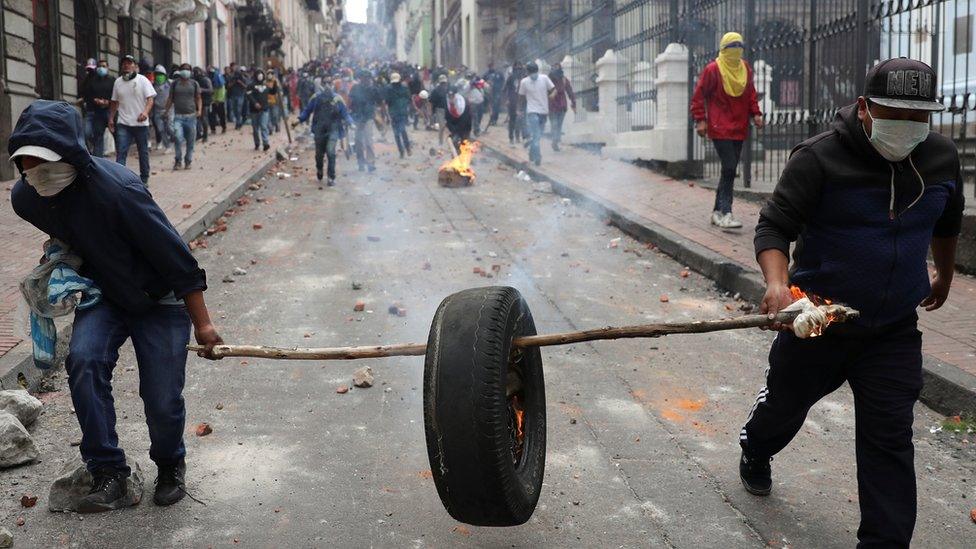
[1,127,973,548]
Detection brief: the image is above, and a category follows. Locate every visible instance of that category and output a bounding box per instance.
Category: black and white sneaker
[739,451,772,496]
[327,178,335,187]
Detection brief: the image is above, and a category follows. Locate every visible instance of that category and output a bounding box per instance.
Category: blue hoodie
[9,100,207,314]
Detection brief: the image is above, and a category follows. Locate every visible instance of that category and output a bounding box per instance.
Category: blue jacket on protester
[9,100,207,314]
[298,89,355,139]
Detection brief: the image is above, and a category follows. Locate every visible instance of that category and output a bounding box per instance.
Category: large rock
[48,456,144,512]
[0,526,11,548]
[0,390,42,427]
[0,411,38,468]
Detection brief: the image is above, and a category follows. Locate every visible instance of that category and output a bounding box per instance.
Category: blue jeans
[151,109,173,149]
[251,110,269,148]
[66,301,191,474]
[85,109,110,157]
[526,113,545,164]
[173,114,197,164]
[115,124,151,184]
[391,115,411,155]
[228,94,245,129]
[549,110,567,147]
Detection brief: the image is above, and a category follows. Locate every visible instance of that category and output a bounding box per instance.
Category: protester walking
[384,72,413,158]
[79,59,114,157]
[548,63,576,152]
[192,67,213,142]
[429,74,450,145]
[743,58,962,548]
[504,62,526,144]
[349,70,380,171]
[484,63,506,127]
[209,66,227,134]
[150,65,173,152]
[518,62,554,167]
[266,71,282,134]
[690,31,764,230]
[246,70,271,151]
[228,64,248,130]
[296,85,355,186]
[164,64,202,170]
[109,55,156,185]
[465,76,486,136]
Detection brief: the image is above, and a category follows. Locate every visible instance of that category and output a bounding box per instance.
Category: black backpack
[312,91,339,133]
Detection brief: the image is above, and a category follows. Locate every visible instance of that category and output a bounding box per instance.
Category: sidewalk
[479,131,976,416]
[0,124,286,383]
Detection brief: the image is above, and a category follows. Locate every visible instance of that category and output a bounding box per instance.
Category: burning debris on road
[438,140,479,187]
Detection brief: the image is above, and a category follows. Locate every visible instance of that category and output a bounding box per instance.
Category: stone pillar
[535,58,551,75]
[595,49,628,137]
[650,42,689,164]
[631,60,656,129]
[752,59,774,117]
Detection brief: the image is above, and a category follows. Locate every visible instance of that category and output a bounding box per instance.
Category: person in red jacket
[691,32,764,229]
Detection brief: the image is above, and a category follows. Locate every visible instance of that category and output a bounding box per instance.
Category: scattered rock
[19,494,37,508]
[388,303,406,317]
[353,300,366,312]
[48,456,144,512]
[336,385,349,394]
[222,275,235,283]
[351,281,363,290]
[659,295,670,303]
[680,269,690,278]
[0,412,38,468]
[0,390,42,428]
[195,423,213,437]
[232,267,248,276]
[608,238,621,249]
[181,203,192,209]
[353,367,374,388]
[14,518,23,527]
[252,223,263,230]
[971,507,976,523]
[422,261,432,271]
[0,527,11,548]
[367,235,381,242]
[215,403,224,410]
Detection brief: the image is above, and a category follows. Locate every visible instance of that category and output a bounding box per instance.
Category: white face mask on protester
[529,73,539,81]
[23,161,77,196]
[865,108,929,162]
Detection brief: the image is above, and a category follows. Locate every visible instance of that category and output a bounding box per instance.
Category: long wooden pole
[188,309,854,361]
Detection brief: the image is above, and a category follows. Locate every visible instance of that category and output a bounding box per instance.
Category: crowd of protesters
[76,52,578,187]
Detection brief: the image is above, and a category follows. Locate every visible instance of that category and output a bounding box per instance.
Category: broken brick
[659,295,670,303]
[680,270,690,278]
[336,385,349,394]
[181,203,192,209]
[19,495,37,508]
[195,423,213,437]
[252,223,263,230]
[354,301,366,312]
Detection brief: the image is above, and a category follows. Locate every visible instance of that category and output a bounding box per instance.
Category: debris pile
[0,390,41,468]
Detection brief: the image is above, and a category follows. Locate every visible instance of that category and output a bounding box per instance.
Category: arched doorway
[74,0,99,80]
[33,0,59,99]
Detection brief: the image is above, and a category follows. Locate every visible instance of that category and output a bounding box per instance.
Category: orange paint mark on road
[660,409,684,422]
[676,398,705,411]
[418,470,433,480]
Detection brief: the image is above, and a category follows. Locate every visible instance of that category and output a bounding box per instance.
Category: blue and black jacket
[755,104,964,328]
[298,89,354,139]
[9,100,207,314]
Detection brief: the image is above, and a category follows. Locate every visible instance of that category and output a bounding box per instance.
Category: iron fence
[534,0,976,197]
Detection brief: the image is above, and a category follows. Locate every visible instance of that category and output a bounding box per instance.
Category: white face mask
[23,161,76,196]
[529,73,539,81]
[865,108,929,162]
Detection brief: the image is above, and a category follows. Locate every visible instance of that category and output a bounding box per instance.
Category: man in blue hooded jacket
[741,59,964,548]
[8,100,224,513]
[297,86,355,186]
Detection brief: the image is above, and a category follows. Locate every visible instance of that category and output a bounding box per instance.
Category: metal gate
[674,0,975,197]
[569,0,613,121]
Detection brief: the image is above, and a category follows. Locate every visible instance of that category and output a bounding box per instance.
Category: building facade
[0,0,342,180]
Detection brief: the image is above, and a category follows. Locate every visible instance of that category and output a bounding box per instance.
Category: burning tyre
[423,286,547,526]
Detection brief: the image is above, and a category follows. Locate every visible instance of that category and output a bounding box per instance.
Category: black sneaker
[184,161,192,170]
[173,161,182,170]
[263,143,270,151]
[739,451,772,496]
[77,469,128,513]
[316,170,323,181]
[153,459,186,506]
[327,178,335,187]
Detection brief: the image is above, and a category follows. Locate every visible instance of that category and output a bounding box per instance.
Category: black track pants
[741,319,922,548]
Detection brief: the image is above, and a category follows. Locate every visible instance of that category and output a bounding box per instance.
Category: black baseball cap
[864,57,944,111]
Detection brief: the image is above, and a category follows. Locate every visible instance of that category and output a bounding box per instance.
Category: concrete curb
[0,155,278,392]
[484,143,976,418]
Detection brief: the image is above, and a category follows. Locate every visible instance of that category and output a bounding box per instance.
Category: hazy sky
[346,0,367,23]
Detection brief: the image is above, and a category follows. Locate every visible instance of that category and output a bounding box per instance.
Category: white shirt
[111,74,156,126]
[518,75,555,115]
